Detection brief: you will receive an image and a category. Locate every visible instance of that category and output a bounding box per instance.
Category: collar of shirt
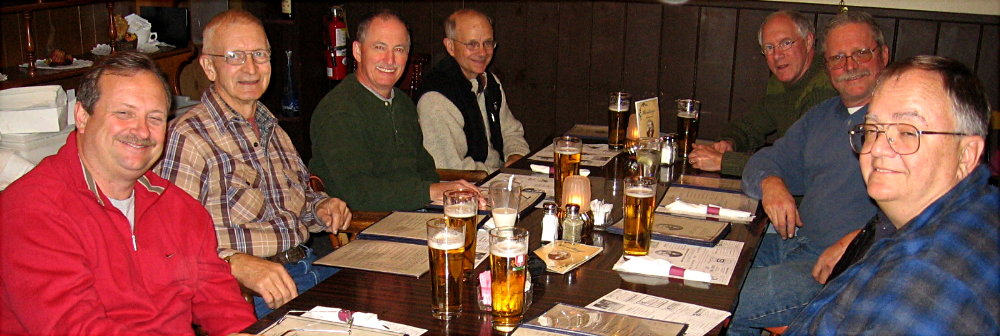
[204,85,277,148]
[358,80,395,103]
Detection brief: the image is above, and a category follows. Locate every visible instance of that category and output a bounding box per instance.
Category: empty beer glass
[489,180,522,229]
[635,137,663,178]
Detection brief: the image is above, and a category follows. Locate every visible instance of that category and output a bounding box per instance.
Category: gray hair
[758,10,814,46]
[356,9,409,44]
[875,55,990,137]
[822,11,885,53]
[444,9,493,40]
[77,51,171,114]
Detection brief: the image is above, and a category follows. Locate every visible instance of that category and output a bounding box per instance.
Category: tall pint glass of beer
[444,189,479,275]
[623,176,657,256]
[553,136,582,202]
[490,227,529,332]
[427,218,465,320]
[608,92,632,150]
[675,99,701,159]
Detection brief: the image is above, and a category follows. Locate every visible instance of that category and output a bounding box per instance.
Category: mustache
[837,69,871,82]
[115,134,156,147]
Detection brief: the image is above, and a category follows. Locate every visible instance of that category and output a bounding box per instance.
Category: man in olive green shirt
[689,10,837,176]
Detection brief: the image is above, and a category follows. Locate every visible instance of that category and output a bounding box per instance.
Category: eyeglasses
[848,123,968,155]
[761,39,797,55]
[825,47,878,70]
[450,38,498,51]
[204,49,271,65]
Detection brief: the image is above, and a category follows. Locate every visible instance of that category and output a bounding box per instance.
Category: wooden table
[245,154,766,335]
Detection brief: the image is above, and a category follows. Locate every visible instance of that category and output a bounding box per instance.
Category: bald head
[445,9,493,40]
[202,10,265,53]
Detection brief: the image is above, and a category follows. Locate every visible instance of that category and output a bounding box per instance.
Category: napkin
[302,306,427,335]
[529,164,590,176]
[660,199,753,221]
[615,256,712,283]
[302,307,385,330]
[590,199,613,226]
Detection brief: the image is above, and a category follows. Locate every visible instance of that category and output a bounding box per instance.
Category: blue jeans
[728,234,824,336]
[253,246,339,318]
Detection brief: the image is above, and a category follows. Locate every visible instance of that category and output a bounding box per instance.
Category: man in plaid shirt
[157,10,352,318]
[785,56,998,335]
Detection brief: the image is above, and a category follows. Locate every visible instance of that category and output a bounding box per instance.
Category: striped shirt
[157,86,327,258]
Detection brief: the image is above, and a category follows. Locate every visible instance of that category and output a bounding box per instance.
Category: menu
[585,289,731,336]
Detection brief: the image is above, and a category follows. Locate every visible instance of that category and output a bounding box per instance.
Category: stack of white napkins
[659,199,753,221]
[302,306,426,335]
[614,256,712,283]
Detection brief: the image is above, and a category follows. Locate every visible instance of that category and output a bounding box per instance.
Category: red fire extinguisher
[325,6,348,80]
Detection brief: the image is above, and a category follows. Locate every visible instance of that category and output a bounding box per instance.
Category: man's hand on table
[229,253,298,309]
[812,229,861,284]
[761,176,802,239]
[316,197,352,233]
[430,180,486,207]
[504,154,524,167]
[689,140,733,171]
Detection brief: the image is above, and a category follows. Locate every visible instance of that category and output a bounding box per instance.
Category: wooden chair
[436,168,488,184]
[398,53,431,99]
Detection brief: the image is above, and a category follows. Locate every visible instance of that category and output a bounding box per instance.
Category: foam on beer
[429,231,465,250]
[555,146,581,155]
[491,239,528,257]
[625,186,655,198]
[445,204,477,218]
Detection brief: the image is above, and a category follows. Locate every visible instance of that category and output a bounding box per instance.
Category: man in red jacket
[0,52,255,335]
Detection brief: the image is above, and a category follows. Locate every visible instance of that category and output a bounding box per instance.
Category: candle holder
[560,175,595,242]
[625,116,640,156]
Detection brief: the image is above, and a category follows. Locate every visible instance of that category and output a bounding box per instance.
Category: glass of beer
[427,218,465,320]
[623,176,657,256]
[675,99,701,159]
[489,180,522,229]
[634,137,663,179]
[444,189,479,275]
[489,227,529,332]
[608,92,632,150]
[553,136,582,203]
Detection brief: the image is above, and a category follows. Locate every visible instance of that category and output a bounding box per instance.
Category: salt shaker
[661,133,678,165]
[540,202,559,243]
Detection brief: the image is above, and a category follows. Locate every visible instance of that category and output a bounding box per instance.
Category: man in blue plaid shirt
[785,56,999,335]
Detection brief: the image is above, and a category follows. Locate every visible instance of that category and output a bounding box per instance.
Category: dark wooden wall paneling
[321,1,997,152]
[0,1,133,68]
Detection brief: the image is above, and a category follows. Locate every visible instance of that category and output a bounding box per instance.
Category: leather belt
[264,245,306,264]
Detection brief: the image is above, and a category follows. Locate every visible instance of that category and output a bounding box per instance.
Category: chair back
[398,53,431,99]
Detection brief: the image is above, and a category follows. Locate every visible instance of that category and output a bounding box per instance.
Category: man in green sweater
[310,10,477,212]
[689,10,837,176]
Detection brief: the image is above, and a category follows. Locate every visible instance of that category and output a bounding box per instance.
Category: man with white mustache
[730,11,888,335]
[310,10,478,212]
[416,9,530,173]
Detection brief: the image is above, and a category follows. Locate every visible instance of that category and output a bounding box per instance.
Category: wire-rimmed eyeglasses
[760,39,797,55]
[825,47,879,70]
[204,49,272,65]
[450,38,498,51]
[848,123,968,155]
